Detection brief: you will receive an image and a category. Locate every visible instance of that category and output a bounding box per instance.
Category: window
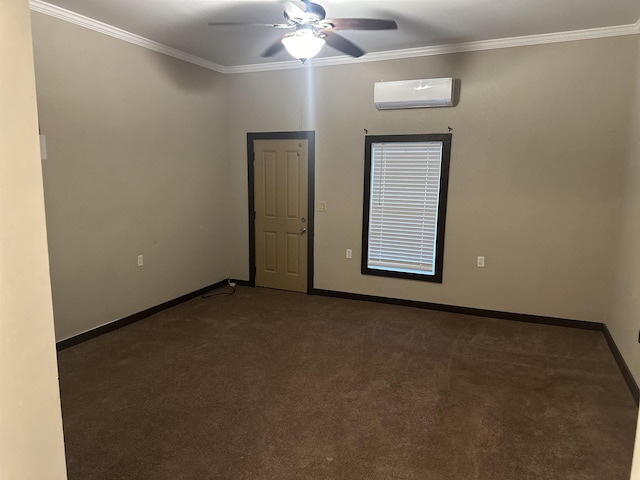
[361,134,452,283]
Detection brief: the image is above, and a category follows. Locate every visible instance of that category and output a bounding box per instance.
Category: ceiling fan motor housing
[305,2,327,22]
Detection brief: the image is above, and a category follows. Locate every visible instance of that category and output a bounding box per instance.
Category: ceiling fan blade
[322,18,398,31]
[261,37,286,57]
[322,31,365,57]
[208,22,292,29]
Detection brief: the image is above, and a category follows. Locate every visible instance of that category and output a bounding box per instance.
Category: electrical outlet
[137,254,143,267]
[346,249,352,259]
[477,256,485,268]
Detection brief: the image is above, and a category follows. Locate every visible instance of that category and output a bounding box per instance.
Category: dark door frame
[247,131,315,292]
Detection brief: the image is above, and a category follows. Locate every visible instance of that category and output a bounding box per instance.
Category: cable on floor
[202,280,237,298]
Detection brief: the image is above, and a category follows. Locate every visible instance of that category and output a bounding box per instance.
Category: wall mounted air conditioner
[374,78,454,110]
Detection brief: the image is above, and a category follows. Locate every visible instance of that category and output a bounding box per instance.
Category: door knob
[300,227,307,235]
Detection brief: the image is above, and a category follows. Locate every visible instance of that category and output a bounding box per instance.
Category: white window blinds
[367,141,444,275]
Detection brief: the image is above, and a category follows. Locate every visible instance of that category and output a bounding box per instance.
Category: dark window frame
[361,133,452,283]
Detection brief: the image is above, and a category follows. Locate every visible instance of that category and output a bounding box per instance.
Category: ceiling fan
[208,0,398,62]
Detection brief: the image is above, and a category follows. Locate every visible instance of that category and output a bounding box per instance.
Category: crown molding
[29,0,226,73]
[30,0,640,76]
[227,20,640,74]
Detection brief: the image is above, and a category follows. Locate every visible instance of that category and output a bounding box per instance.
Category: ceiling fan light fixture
[281,30,325,61]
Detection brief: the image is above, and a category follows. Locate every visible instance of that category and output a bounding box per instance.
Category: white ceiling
[33,0,640,69]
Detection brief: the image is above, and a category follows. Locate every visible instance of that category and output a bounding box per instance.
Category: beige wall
[632,405,640,479]
[0,1,67,478]
[617,36,640,480]
[609,35,640,383]
[226,36,636,323]
[31,13,233,341]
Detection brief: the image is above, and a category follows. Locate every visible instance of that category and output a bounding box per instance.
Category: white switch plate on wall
[477,256,485,267]
[346,249,352,259]
[317,201,327,212]
[137,254,144,267]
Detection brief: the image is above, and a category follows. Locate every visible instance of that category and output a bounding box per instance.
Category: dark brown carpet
[58,286,637,479]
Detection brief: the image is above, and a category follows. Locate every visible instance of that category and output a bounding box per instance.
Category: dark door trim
[247,131,315,292]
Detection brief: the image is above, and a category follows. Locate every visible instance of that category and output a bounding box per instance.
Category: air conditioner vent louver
[374,78,454,110]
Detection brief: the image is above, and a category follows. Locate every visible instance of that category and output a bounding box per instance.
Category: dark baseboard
[602,325,640,405]
[57,281,639,405]
[310,288,602,330]
[310,288,639,405]
[56,279,230,351]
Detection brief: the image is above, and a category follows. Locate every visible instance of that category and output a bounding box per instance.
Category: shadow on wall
[153,53,224,92]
